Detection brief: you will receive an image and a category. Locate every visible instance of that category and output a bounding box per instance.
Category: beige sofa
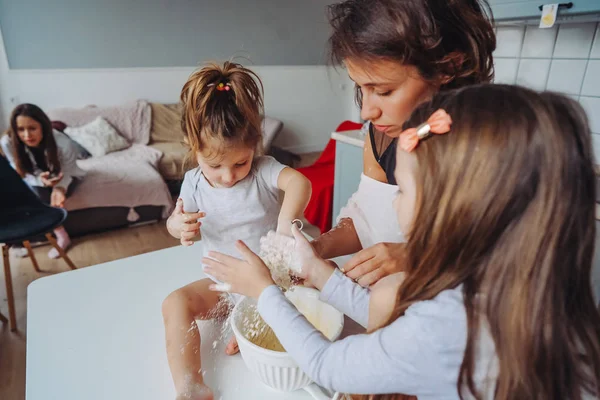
[2,101,284,237]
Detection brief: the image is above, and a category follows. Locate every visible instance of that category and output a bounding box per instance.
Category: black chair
[0,155,76,332]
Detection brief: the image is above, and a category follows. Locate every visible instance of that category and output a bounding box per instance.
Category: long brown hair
[180,61,264,162]
[355,85,600,399]
[327,0,496,104]
[8,103,61,177]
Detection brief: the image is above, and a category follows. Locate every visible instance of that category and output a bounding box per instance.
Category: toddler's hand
[203,241,275,299]
[168,198,205,246]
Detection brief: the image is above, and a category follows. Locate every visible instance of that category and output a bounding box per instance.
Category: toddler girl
[162,61,311,400]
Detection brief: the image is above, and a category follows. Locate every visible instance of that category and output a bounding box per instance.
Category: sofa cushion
[148,141,190,181]
[150,103,184,143]
[64,117,130,157]
[149,103,283,152]
[48,100,151,145]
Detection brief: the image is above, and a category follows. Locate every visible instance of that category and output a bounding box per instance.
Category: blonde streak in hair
[227,64,265,151]
[181,65,222,154]
[483,115,575,398]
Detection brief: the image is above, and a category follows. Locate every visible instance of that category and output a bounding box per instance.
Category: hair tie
[399,109,452,152]
[208,82,231,92]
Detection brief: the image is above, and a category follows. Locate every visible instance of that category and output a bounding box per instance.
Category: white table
[26,244,352,400]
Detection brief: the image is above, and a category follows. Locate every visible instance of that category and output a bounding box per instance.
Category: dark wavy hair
[327,0,496,104]
[8,103,60,177]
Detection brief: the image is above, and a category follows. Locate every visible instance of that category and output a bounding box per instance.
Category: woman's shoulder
[0,132,12,156]
[53,129,72,146]
[0,132,10,146]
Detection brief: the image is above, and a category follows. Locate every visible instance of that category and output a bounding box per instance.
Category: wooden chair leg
[2,245,18,332]
[23,240,42,273]
[45,233,77,270]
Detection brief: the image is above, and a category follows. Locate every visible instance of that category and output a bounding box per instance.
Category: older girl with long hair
[204,85,600,399]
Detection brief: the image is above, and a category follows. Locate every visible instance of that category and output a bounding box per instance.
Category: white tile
[592,133,600,164]
[521,25,557,58]
[493,58,519,84]
[582,60,600,97]
[590,23,600,59]
[580,96,600,134]
[516,59,551,91]
[494,26,525,58]
[546,60,587,95]
[553,23,596,59]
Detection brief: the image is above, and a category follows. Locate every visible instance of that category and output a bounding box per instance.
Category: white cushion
[64,117,130,157]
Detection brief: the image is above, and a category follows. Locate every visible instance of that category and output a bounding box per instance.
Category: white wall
[0,29,358,154]
[493,22,600,160]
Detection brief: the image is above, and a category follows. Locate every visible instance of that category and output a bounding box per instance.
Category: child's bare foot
[225,336,239,355]
[176,383,214,400]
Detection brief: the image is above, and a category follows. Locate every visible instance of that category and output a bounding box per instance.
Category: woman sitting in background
[1,103,85,259]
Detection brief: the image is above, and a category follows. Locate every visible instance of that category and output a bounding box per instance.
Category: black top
[29,146,49,172]
[368,123,397,185]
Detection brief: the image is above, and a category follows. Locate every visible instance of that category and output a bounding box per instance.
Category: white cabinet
[332,134,364,227]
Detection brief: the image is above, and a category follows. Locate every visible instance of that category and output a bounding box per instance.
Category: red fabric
[299,120,363,234]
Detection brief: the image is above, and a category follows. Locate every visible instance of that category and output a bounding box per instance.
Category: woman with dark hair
[311,0,497,287]
[1,103,85,259]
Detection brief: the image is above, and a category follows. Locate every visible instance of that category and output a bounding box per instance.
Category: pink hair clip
[399,109,452,152]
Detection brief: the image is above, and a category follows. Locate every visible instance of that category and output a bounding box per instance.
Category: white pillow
[64,117,130,157]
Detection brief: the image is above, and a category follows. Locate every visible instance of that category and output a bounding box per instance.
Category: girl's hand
[342,242,407,287]
[203,241,274,299]
[50,187,66,208]
[167,199,205,246]
[40,171,63,187]
[291,225,336,290]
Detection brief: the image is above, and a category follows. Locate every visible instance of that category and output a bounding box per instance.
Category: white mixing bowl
[230,286,344,393]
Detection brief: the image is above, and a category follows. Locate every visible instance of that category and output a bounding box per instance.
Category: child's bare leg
[162,278,228,399]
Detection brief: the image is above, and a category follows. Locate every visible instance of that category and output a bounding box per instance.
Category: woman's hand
[40,171,63,187]
[203,241,274,299]
[342,242,407,287]
[167,199,205,246]
[291,225,336,290]
[50,187,66,208]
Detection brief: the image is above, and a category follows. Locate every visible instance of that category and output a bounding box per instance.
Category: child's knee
[162,288,189,316]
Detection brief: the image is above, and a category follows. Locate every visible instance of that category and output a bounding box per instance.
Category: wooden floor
[0,150,324,400]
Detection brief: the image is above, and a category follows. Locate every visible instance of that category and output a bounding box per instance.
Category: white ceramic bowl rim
[230,287,344,358]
